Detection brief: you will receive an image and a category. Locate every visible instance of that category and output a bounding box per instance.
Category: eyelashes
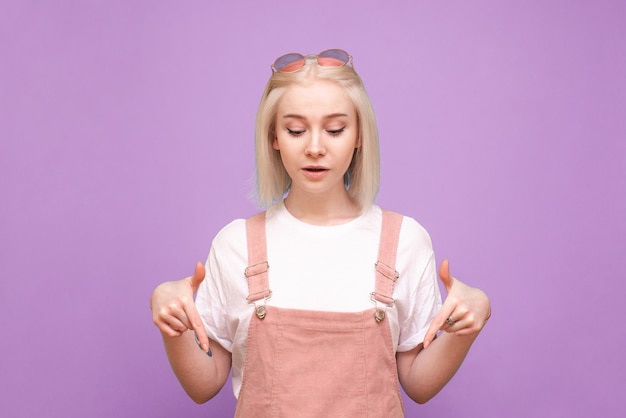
[286,127,346,137]
[327,127,346,136]
[287,128,304,137]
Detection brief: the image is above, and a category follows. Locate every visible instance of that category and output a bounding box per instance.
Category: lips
[302,166,329,179]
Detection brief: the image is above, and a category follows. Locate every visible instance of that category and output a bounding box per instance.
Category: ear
[272,136,280,150]
[355,136,362,148]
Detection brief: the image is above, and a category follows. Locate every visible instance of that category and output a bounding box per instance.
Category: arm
[161,331,231,403]
[151,262,232,403]
[397,259,490,404]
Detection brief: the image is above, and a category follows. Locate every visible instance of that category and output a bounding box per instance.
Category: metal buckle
[374,309,386,323]
[370,292,394,323]
[248,291,272,320]
[255,305,267,320]
[375,260,399,281]
[370,291,395,307]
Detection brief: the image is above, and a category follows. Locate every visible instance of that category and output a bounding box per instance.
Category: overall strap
[371,210,403,312]
[244,212,271,315]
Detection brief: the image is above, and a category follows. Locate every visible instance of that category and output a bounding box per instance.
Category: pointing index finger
[423,316,442,349]
[183,264,211,356]
[423,303,455,349]
[187,305,211,356]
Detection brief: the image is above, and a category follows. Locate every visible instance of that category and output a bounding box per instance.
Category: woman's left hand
[423,259,491,348]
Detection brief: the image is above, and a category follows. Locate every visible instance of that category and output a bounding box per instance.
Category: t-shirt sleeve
[395,216,443,352]
[195,219,248,353]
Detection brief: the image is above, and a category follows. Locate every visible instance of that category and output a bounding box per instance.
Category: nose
[305,130,326,157]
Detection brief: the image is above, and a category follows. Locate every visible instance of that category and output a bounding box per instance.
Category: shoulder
[377,207,432,247]
[376,209,434,260]
[210,218,247,252]
[210,206,279,252]
[399,214,433,249]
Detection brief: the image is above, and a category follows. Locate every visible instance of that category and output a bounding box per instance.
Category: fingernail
[201,343,212,357]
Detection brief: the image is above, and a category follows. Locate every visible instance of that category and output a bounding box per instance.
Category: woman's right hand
[150,262,211,353]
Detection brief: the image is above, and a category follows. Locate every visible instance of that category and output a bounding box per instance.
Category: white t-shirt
[196,202,442,398]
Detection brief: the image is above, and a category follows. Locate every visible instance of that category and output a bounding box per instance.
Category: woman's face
[273,79,360,202]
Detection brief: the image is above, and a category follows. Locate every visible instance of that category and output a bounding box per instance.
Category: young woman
[151,49,491,416]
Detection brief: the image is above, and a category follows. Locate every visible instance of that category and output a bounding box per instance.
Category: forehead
[277,79,355,117]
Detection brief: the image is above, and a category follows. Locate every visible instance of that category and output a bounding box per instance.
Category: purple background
[2,1,625,417]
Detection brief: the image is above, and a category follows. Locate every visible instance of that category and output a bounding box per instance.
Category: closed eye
[327,127,346,136]
[287,128,305,137]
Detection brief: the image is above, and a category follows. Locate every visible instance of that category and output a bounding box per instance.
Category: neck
[283,190,362,226]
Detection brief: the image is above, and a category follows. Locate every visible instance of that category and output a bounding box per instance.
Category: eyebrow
[282,113,349,120]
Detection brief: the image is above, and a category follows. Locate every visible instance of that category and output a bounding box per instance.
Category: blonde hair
[254,56,380,210]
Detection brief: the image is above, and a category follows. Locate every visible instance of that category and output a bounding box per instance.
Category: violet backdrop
[1,1,625,417]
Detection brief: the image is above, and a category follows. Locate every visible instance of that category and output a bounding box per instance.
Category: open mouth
[303,167,329,178]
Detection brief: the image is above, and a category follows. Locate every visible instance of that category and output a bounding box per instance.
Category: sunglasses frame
[271,49,353,74]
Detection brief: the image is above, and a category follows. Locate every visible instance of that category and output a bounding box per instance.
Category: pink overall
[234,211,406,417]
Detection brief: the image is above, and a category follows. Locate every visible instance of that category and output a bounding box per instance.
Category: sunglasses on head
[271,49,353,73]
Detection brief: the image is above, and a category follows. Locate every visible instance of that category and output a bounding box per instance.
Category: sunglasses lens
[272,50,351,74]
[273,53,306,72]
[318,49,350,67]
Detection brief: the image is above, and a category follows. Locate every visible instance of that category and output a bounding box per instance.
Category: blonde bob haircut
[254,55,380,210]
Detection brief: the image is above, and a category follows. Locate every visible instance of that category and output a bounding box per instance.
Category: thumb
[189,261,206,291]
[438,259,454,292]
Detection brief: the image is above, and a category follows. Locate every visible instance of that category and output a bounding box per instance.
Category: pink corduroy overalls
[234,210,406,417]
